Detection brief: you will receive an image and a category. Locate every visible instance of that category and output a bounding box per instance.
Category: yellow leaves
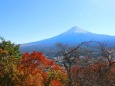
[0,49,8,57]
[0,51,67,86]
[47,68,67,86]
[24,73,43,86]
[0,56,20,85]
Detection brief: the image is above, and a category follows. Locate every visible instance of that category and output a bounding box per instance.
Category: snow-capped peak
[67,26,88,33]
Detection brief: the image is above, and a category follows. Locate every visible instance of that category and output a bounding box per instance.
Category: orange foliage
[17,51,65,86]
[53,65,60,70]
[51,80,61,86]
[18,51,55,75]
[0,49,8,57]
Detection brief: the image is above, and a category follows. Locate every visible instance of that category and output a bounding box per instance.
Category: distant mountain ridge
[20,26,115,53]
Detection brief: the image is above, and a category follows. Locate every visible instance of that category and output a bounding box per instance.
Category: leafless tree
[56,41,115,86]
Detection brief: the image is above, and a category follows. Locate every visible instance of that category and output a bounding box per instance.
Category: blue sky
[0,0,115,44]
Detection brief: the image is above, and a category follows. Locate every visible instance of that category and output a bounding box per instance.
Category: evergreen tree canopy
[0,37,20,57]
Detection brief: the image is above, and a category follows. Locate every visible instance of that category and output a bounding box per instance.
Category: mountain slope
[20,26,115,52]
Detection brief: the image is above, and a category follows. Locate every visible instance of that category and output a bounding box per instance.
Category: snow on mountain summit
[66,26,88,34]
[20,26,115,53]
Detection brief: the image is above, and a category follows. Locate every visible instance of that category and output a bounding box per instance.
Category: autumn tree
[56,41,115,86]
[0,37,20,85]
[0,37,66,86]
[56,42,92,86]
[0,37,20,58]
[0,57,19,85]
[17,51,66,86]
[68,42,115,86]
[71,60,115,86]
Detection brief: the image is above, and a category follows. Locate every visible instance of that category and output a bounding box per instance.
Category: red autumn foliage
[17,51,65,86]
[51,80,61,86]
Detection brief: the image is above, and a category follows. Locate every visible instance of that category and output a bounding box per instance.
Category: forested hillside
[0,38,115,86]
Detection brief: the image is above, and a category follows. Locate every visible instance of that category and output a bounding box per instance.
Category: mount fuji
[20,26,115,53]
